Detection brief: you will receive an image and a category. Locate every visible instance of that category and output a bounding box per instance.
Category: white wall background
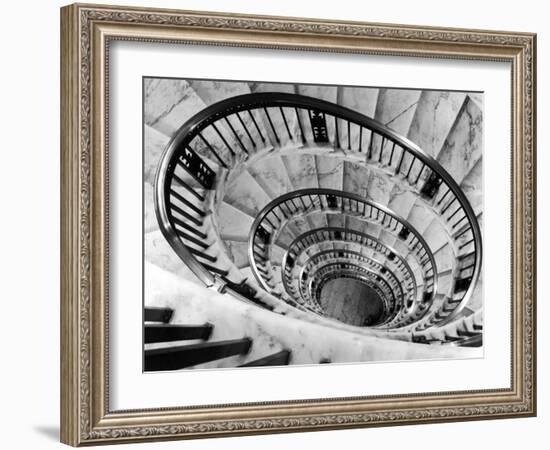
[0,0,546,449]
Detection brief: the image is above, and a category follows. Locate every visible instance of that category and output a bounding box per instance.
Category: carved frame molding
[60,3,536,446]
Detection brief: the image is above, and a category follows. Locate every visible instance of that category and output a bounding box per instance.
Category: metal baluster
[459,238,475,250]
[201,263,229,276]
[236,112,256,148]
[223,117,248,154]
[460,262,476,272]
[395,148,406,174]
[294,107,306,144]
[263,108,280,144]
[441,197,457,214]
[211,123,236,156]
[452,215,468,229]
[453,224,472,240]
[197,133,228,168]
[447,206,462,221]
[368,133,374,159]
[379,137,386,163]
[334,116,339,147]
[172,174,204,201]
[436,188,452,206]
[414,164,426,184]
[279,107,293,140]
[175,229,209,249]
[247,110,265,143]
[170,189,205,216]
[170,203,202,227]
[171,216,207,239]
[188,247,217,263]
[264,216,276,229]
[406,157,416,179]
[299,195,308,210]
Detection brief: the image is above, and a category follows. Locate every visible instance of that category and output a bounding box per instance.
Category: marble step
[144,79,232,166]
[343,161,394,203]
[436,269,454,298]
[270,266,285,294]
[459,157,483,216]
[336,86,379,152]
[436,96,483,185]
[385,196,449,269]
[217,201,254,242]
[281,153,320,190]
[145,122,224,203]
[316,155,344,190]
[190,79,270,159]
[385,185,418,223]
[275,226,298,249]
[224,240,249,269]
[366,88,422,172]
[238,266,256,285]
[290,214,317,236]
[374,88,422,137]
[247,154,294,199]
[419,303,483,342]
[407,91,467,158]
[270,244,287,266]
[249,82,302,149]
[303,210,329,231]
[222,167,272,217]
[144,78,205,138]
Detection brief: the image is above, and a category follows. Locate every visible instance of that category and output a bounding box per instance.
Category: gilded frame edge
[60,2,537,446]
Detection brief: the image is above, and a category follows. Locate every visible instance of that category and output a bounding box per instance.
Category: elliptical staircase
[144,80,483,371]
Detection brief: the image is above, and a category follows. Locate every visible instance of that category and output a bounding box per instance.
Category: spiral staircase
[143,79,483,371]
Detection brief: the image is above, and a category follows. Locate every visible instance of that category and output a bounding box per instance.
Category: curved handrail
[279,227,419,316]
[154,92,482,326]
[308,261,397,315]
[248,188,437,305]
[299,249,405,306]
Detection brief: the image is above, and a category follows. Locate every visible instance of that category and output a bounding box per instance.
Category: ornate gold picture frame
[60,3,536,446]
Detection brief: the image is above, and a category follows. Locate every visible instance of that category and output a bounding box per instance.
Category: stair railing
[155,92,482,327]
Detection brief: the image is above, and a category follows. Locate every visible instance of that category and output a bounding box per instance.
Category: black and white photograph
[143,78,484,371]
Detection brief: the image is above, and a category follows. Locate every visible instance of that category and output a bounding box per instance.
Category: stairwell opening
[318,278,385,327]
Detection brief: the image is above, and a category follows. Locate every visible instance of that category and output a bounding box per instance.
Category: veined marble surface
[408,91,467,158]
[145,263,482,369]
[315,155,344,190]
[375,88,422,135]
[143,77,484,356]
[144,78,207,138]
[247,155,293,199]
[437,96,483,185]
[282,153,319,190]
